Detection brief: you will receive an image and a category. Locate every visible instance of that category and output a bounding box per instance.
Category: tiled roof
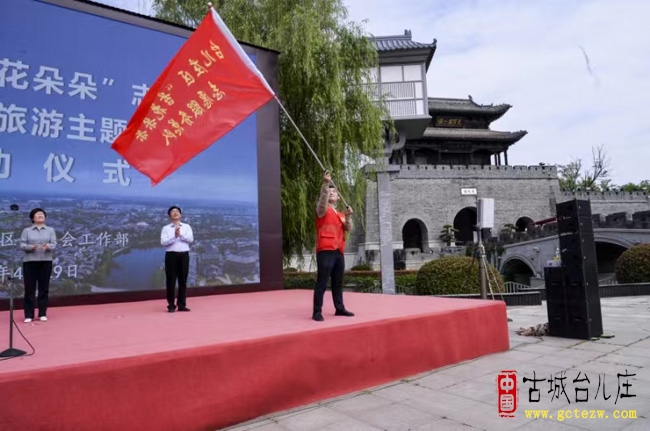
[372,32,437,52]
[370,30,437,69]
[428,97,511,118]
[422,127,527,142]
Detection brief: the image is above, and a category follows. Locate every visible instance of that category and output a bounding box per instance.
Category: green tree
[439,224,458,246]
[558,144,611,192]
[501,223,516,235]
[618,180,650,192]
[152,0,386,261]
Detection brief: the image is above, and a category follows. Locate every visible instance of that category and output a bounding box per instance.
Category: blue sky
[68,0,650,185]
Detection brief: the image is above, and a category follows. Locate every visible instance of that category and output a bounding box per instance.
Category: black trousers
[313,250,345,315]
[23,261,53,319]
[165,251,189,308]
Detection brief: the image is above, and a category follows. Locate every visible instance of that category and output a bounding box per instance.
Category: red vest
[316,206,346,253]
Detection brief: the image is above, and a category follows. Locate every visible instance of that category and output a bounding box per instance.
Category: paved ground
[222,296,650,431]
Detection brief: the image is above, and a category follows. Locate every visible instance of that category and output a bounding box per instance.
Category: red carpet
[0,289,509,431]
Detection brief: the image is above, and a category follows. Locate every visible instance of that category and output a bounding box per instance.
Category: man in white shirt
[160,206,194,312]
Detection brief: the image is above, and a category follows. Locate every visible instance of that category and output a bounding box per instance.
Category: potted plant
[440,224,459,246]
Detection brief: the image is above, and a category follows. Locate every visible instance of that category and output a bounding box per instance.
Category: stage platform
[0,289,509,431]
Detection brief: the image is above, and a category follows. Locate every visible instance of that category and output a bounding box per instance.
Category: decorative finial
[208,2,213,8]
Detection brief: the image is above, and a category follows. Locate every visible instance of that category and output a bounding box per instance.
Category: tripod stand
[1,270,26,358]
[475,237,505,302]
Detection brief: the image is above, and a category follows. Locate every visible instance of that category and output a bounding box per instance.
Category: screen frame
[0,0,283,309]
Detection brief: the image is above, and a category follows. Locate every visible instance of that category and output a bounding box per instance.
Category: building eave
[421,128,528,143]
[428,97,511,120]
[369,31,437,70]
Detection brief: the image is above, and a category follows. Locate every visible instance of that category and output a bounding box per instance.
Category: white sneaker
[39,316,48,322]
[24,318,32,323]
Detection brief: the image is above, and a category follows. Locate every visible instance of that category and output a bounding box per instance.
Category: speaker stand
[1,279,26,358]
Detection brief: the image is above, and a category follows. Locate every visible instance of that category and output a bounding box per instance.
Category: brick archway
[402,218,429,252]
[453,207,477,245]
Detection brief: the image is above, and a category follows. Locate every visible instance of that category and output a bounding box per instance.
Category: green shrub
[396,273,418,294]
[350,263,373,271]
[283,272,316,289]
[283,270,419,293]
[615,243,650,283]
[344,275,379,292]
[415,255,504,296]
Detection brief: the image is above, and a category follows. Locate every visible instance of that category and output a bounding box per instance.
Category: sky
[99,0,649,186]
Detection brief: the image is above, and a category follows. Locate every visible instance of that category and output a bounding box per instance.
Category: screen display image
[0,0,278,299]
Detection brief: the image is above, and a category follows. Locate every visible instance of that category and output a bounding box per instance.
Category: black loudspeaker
[545,199,603,339]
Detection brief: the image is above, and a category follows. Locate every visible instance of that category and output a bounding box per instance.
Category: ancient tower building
[357,30,560,270]
[353,30,650,275]
[277,29,650,278]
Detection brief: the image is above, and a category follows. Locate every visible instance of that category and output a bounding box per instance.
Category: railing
[504,281,545,293]
[364,82,416,100]
[599,276,618,286]
[505,278,620,293]
[386,100,418,117]
[399,246,467,262]
[363,82,420,117]
[381,82,416,99]
[504,281,525,293]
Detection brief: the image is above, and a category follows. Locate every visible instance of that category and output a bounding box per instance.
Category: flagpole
[206,3,350,209]
[272,95,351,209]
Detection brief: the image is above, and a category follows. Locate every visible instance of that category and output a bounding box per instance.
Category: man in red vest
[313,170,355,321]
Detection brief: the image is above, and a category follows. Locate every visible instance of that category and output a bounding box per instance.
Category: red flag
[111,8,275,185]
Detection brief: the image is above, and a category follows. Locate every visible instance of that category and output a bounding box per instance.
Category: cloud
[97,0,650,185]
[345,0,650,185]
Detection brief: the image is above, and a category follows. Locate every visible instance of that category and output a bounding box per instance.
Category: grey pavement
[222,296,650,431]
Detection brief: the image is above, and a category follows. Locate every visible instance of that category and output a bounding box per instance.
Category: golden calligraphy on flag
[112,9,274,185]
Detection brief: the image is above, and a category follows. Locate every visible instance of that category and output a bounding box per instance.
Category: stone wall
[558,191,650,214]
[360,165,560,252]
[352,165,650,268]
[285,253,360,272]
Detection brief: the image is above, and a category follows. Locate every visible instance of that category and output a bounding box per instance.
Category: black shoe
[178,306,191,312]
[312,312,324,322]
[335,309,354,317]
[167,306,176,313]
